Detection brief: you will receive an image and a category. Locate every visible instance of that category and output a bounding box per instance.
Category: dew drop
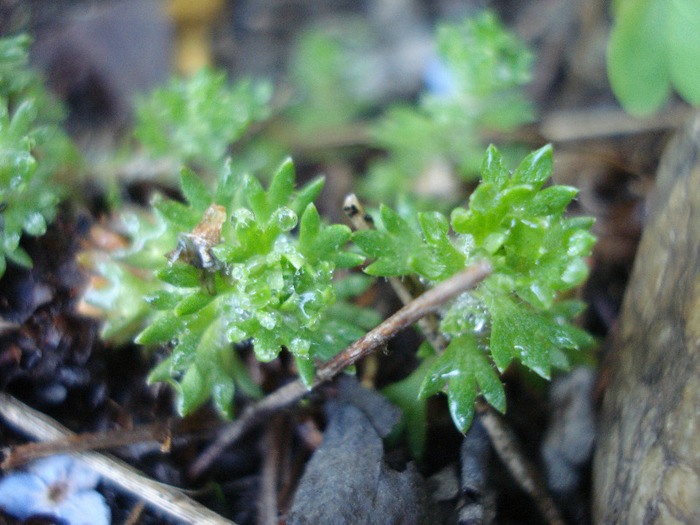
[273,207,298,232]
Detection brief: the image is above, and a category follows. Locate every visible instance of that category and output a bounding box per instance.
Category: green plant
[608,0,700,115]
[134,69,273,173]
[83,12,594,441]
[286,24,372,135]
[355,144,595,433]
[361,11,533,205]
[0,34,78,277]
[85,157,378,417]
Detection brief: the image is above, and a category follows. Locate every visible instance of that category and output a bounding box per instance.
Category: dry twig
[0,393,236,525]
[257,415,288,525]
[2,422,170,470]
[189,260,492,478]
[476,400,566,525]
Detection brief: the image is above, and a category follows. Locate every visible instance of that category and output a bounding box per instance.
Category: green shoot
[0,34,78,277]
[134,69,273,173]
[361,11,534,205]
[85,157,373,417]
[354,145,595,432]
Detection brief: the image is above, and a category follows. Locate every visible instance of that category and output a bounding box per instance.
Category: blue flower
[423,56,457,98]
[0,454,110,525]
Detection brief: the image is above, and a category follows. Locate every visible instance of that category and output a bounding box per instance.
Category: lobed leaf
[419,334,505,433]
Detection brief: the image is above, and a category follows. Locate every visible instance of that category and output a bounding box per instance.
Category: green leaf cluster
[355,145,595,432]
[361,11,533,205]
[78,13,596,442]
[0,34,78,277]
[134,69,273,172]
[608,0,700,115]
[86,157,371,417]
[286,24,372,135]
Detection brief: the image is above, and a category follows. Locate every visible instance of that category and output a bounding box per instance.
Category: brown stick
[2,422,169,470]
[0,393,236,525]
[476,400,566,525]
[189,261,492,478]
[257,415,286,525]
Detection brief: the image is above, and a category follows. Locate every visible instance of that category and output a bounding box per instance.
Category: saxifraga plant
[355,144,595,438]
[0,34,78,277]
[81,11,595,441]
[86,142,594,441]
[85,157,378,417]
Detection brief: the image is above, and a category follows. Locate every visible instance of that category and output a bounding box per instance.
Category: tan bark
[593,115,700,524]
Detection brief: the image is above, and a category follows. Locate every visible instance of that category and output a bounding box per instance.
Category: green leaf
[352,230,386,259]
[177,365,212,416]
[180,168,211,210]
[419,334,505,433]
[268,157,295,209]
[511,144,553,189]
[243,173,268,221]
[299,206,362,268]
[667,0,700,107]
[472,349,506,413]
[607,0,670,115]
[294,355,316,388]
[418,211,466,277]
[298,203,321,255]
[292,176,325,217]
[157,264,201,287]
[22,211,46,236]
[353,205,425,276]
[214,158,241,207]
[418,211,449,244]
[481,144,508,187]
[486,293,548,376]
[147,356,175,384]
[145,290,181,310]
[175,292,215,315]
[225,349,263,398]
[447,365,477,433]
[210,373,236,419]
[152,197,192,228]
[135,312,181,345]
[5,245,32,268]
[526,185,578,216]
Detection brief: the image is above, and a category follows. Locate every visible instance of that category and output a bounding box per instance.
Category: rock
[593,115,700,524]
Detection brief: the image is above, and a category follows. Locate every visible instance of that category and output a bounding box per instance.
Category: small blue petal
[28,455,100,490]
[56,490,111,525]
[423,56,457,98]
[0,455,109,525]
[0,472,47,519]
[65,460,100,491]
[27,454,73,484]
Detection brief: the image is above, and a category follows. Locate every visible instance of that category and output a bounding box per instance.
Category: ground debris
[286,377,433,525]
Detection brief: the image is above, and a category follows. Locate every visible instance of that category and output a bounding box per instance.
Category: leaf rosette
[354,144,595,431]
[89,158,369,417]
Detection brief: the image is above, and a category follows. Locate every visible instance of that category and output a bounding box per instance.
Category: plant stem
[189,260,492,478]
[477,400,566,525]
